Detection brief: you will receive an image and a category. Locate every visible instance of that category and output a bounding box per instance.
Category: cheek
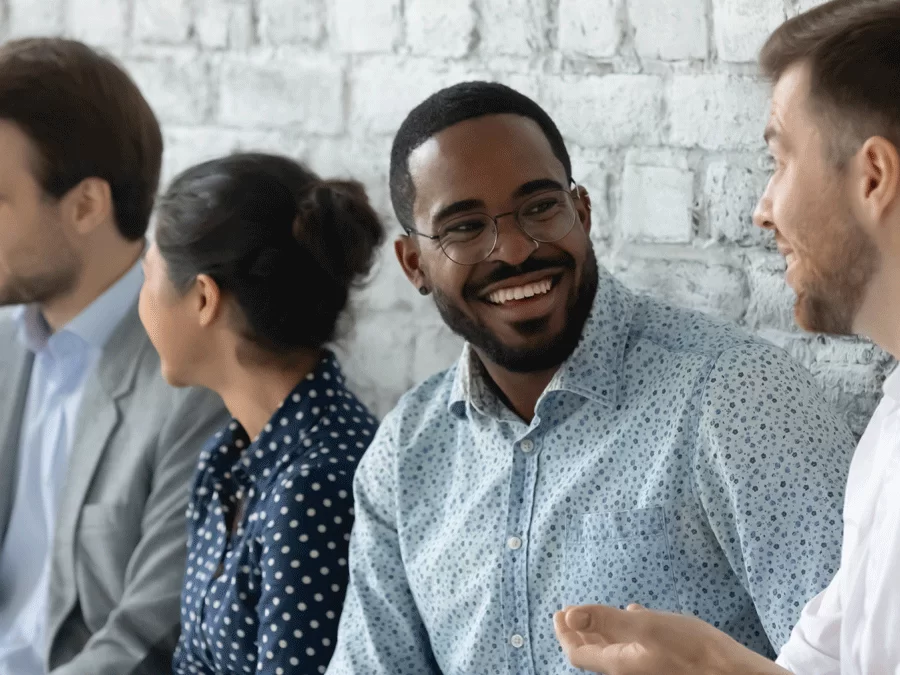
[428,253,471,299]
[138,284,164,350]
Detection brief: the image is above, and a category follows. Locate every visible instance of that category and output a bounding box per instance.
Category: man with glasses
[326,82,854,675]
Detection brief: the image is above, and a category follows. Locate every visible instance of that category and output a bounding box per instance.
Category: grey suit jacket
[0,305,228,675]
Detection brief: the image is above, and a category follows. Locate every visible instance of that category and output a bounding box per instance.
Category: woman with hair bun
[137,152,384,674]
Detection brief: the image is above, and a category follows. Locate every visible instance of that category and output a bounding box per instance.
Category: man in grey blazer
[0,39,227,674]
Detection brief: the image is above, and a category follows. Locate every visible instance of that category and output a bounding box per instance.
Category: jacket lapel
[47,305,150,641]
[0,332,33,546]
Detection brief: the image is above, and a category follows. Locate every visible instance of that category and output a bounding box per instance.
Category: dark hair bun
[295,180,384,287]
[155,153,385,352]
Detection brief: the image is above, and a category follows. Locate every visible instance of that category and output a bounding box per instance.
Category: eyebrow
[431,178,568,224]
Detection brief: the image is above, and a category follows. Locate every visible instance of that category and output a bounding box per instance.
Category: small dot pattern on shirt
[174,351,377,675]
[327,269,856,675]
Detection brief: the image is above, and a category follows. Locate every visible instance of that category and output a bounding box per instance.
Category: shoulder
[631,294,762,360]
[352,364,459,483]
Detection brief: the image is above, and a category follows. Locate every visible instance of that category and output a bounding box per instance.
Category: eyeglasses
[405,184,582,266]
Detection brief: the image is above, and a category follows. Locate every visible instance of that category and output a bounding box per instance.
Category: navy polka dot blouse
[174,351,377,675]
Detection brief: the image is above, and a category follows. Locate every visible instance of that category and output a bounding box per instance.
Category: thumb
[626,604,648,612]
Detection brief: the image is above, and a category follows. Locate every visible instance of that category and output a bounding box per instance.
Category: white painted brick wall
[0,0,891,434]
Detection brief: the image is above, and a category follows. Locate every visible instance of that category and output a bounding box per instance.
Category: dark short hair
[155,153,385,352]
[389,81,572,231]
[760,0,900,162]
[0,38,162,240]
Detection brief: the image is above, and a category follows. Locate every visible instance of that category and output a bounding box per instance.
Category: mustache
[464,253,576,299]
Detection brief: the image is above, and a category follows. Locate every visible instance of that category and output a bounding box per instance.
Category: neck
[213,348,325,441]
[42,239,144,331]
[477,353,559,422]
[857,262,900,360]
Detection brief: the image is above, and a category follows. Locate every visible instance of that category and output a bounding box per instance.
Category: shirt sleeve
[775,566,843,675]
[253,460,355,674]
[326,414,441,675]
[692,342,855,651]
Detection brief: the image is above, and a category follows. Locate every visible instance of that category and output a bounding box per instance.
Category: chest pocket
[564,506,679,611]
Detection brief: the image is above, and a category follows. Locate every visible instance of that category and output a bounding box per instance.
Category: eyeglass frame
[402,179,584,266]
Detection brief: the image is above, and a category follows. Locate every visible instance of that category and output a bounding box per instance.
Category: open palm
[554,604,789,675]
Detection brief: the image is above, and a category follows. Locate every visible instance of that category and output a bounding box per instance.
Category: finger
[555,611,585,652]
[626,603,647,612]
[564,604,633,639]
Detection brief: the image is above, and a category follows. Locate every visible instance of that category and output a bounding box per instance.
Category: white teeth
[487,278,554,305]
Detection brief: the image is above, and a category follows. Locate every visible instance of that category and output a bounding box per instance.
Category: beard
[793,220,879,335]
[431,246,599,373]
[0,247,79,308]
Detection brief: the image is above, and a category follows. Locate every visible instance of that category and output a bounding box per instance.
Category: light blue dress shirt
[0,262,144,675]
[328,268,856,675]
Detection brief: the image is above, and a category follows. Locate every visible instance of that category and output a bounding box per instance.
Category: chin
[159,361,190,389]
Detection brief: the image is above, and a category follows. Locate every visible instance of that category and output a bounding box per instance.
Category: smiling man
[326,82,855,675]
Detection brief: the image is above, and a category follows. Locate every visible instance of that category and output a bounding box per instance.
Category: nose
[753,184,775,231]
[488,215,538,267]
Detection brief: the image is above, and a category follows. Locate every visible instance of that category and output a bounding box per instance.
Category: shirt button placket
[505,434,539,673]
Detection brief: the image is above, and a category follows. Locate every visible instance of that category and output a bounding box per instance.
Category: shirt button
[507,536,522,550]
[510,634,525,649]
[519,439,534,453]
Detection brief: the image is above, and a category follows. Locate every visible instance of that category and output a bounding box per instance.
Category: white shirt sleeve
[775,549,844,675]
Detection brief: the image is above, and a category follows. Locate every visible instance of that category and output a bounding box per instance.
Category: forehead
[408,114,567,219]
[769,62,815,134]
[0,119,41,180]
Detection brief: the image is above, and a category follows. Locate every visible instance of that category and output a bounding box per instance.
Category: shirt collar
[15,260,144,355]
[448,265,636,418]
[232,350,347,484]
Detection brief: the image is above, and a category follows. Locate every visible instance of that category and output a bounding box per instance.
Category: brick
[621,150,694,243]
[333,0,401,54]
[303,135,394,215]
[349,245,419,314]
[257,0,324,45]
[161,127,301,187]
[335,311,414,418]
[7,0,64,37]
[194,0,254,49]
[125,55,213,126]
[744,251,796,332]
[558,0,620,59]
[480,0,548,56]
[704,160,772,245]
[406,0,475,57]
[613,256,748,321]
[219,54,344,133]
[349,57,489,135]
[629,0,708,61]
[712,0,785,63]
[544,74,664,147]
[569,147,615,237]
[66,0,128,46]
[134,0,191,44]
[669,75,769,150]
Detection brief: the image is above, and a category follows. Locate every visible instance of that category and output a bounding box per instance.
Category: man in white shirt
[554,1,900,674]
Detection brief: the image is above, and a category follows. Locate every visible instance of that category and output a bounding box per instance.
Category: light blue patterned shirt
[328,268,855,675]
